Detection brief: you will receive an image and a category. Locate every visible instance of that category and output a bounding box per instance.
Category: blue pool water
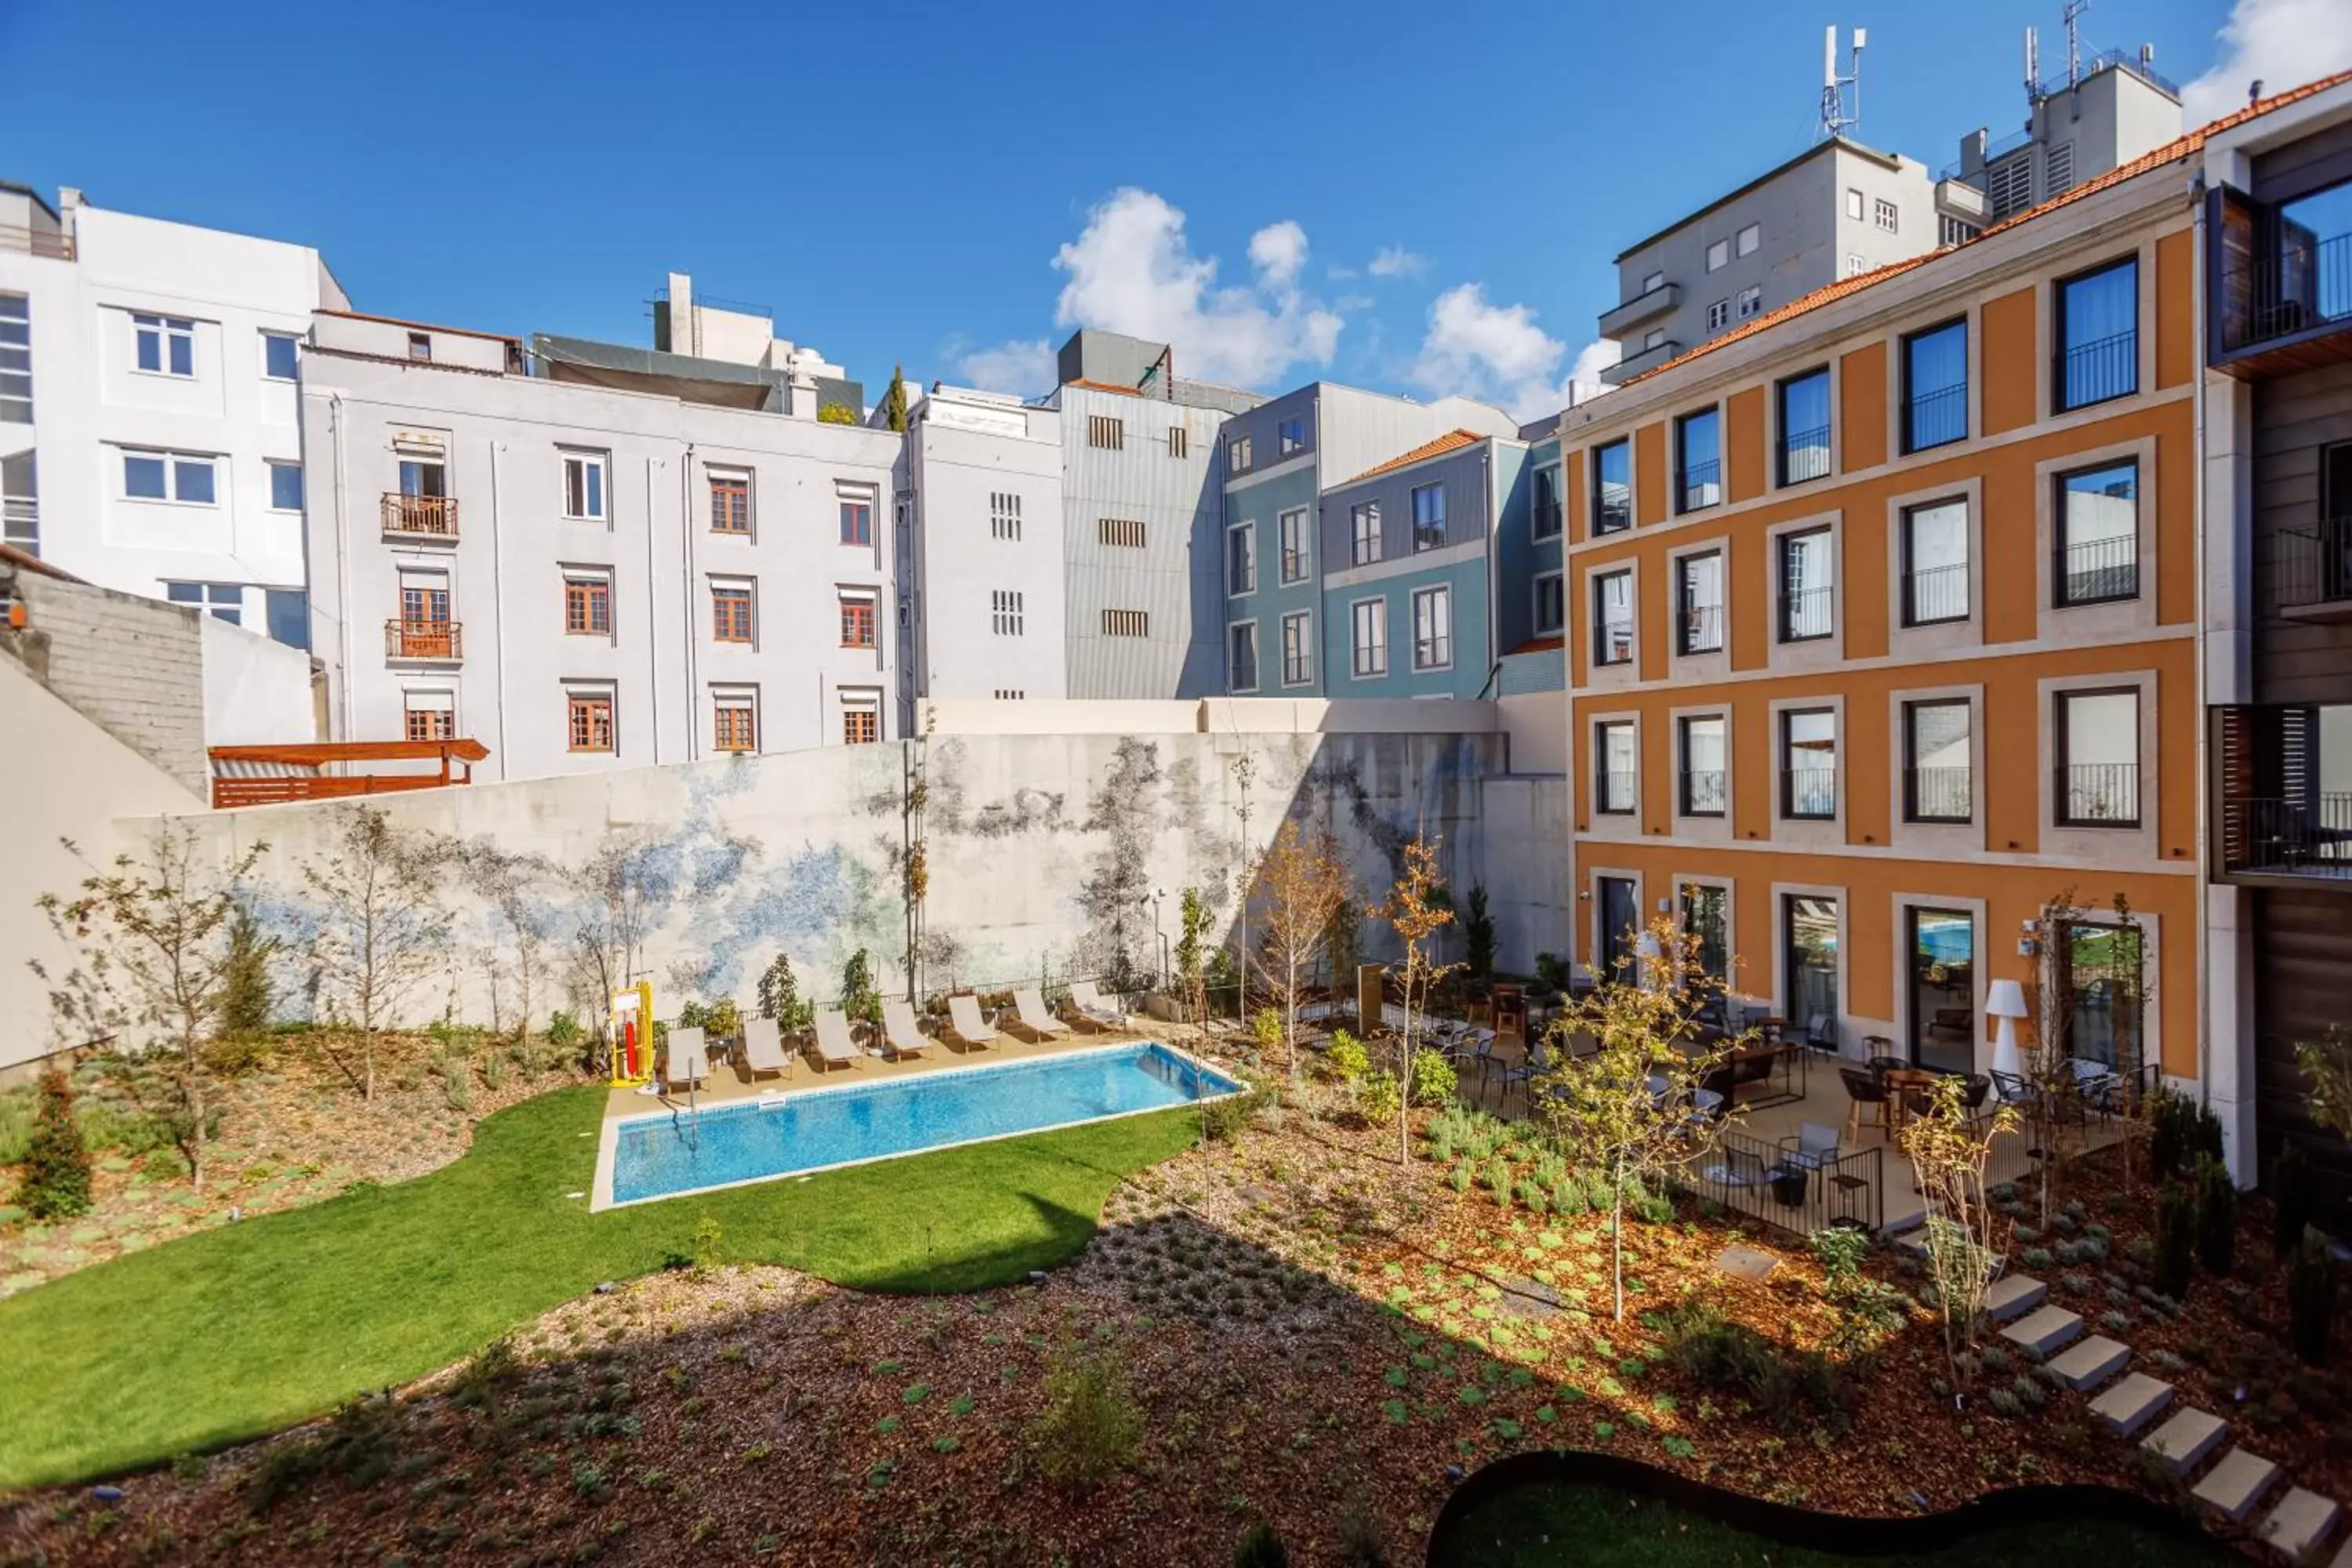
[608,1042,1238,1205]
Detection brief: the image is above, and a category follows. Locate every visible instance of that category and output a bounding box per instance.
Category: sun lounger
[740,1017,790,1080]
[1011,989,1073,1042]
[1066,980,1127,1030]
[945,995,1000,1051]
[810,1008,862,1071]
[665,1027,710,1092]
[880,1000,933,1060]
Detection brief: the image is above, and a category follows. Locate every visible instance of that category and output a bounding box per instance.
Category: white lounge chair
[880,1000,933,1060]
[1010,989,1073,1042]
[1066,980,1127,1030]
[945,995,1000,1051]
[740,1017,790,1081]
[810,1008,862,1072]
[665,1026,710,1092]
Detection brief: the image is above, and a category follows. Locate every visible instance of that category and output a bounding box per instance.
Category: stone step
[2047,1334,2131,1392]
[2142,1408,2230,1478]
[2088,1372,2173,1439]
[2193,1447,2284,1526]
[2328,1521,2352,1568]
[2000,1304,2085,1358]
[2258,1486,2340,1564]
[1985,1273,2048,1323]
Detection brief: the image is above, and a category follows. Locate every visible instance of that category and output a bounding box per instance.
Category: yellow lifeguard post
[609,982,655,1087]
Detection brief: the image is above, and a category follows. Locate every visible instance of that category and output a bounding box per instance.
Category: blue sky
[3,0,2343,419]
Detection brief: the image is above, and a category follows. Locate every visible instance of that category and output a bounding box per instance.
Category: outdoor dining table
[1880,1066,1938,1132]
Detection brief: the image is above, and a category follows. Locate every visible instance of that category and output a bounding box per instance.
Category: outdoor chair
[1989,1069,2037,1107]
[1777,1120,1842,1173]
[1700,1145,1769,1191]
[739,1017,791,1082]
[879,1001,933,1061]
[1838,1067,1889,1142]
[1500,1039,1550,1112]
[664,1027,710,1094]
[1066,981,1127,1031]
[809,1009,862,1072]
[945,995,1000,1052]
[1865,1054,1907,1079]
[1803,1013,1838,1052]
[1008,989,1073,1042]
[1959,1073,1991,1111]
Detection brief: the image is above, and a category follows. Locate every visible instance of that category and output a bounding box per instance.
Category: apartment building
[301,309,904,782]
[0,183,347,642]
[1556,108,2207,1108]
[1494,429,1570,771]
[1941,42,2183,232]
[2200,76,2352,1190]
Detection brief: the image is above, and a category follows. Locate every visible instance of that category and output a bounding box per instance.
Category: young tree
[16,1067,93,1220]
[216,904,278,1037]
[1900,1075,2020,1384]
[1174,887,1213,1035]
[2020,889,2092,1226]
[881,364,909,434]
[1226,753,1259,1016]
[31,826,269,1191]
[2297,1025,2352,1140]
[1535,917,1746,1321]
[1461,884,1497,982]
[1249,820,1352,1080]
[1371,836,1457,1165]
[303,804,455,1099]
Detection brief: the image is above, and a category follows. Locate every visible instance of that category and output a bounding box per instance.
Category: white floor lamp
[1987,979,2028,1083]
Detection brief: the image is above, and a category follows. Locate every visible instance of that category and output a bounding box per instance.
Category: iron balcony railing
[1594,488,1632,535]
[1682,1125,1884,1237]
[1782,765,1838,819]
[2057,762,2140,827]
[1904,383,1967,452]
[2060,535,2140,605]
[1904,765,1973,823]
[2056,330,2138,411]
[2221,230,2352,352]
[1681,768,1726,816]
[1780,426,1831,485]
[1904,561,1969,626]
[1780,585,1834,642]
[2221,793,2352,879]
[1595,622,1634,666]
[1678,604,1723,655]
[1596,770,1638,814]
[2263,515,2352,611]
[382,492,459,538]
[1679,459,1722,513]
[1532,498,1563,538]
[386,619,463,661]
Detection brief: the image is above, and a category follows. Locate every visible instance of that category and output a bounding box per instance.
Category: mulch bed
[0,1059,2335,1565]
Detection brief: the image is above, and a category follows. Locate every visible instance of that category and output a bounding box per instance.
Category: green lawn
[1437,1480,2231,1567]
[0,1084,1199,1488]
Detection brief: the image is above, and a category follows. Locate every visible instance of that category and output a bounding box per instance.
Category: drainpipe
[679,445,698,762]
[644,456,661,762]
[488,439,510,778]
[2189,170,2216,1136]
[329,393,352,743]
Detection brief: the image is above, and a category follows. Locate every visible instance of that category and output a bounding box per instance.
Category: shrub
[756,954,813,1032]
[216,906,277,1037]
[1336,1492,1389,1566]
[1410,1048,1457,1107]
[1450,1159,1474,1195]
[1550,1175,1584,1214]
[2193,1154,2237,1277]
[1658,1301,1846,1429]
[1519,1179,1549,1216]
[2291,1234,2337,1366]
[1809,1225,1870,1289]
[691,1214,724,1277]
[1200,1083,1269,1143]
[1233,1522,1288,1568]
[0,1088,32,1167]
[816,402,858,425]
[1029,1343,1143,1491]
[2275,1143,2319,1257]
[677,1000,711,1033]
[840,949,881,1025]
[704,998,742,1044]
[2153,1182,2196,1301]
[1484,1156,1513,1207]
[1326,1032,1369,1083]
[1534,952,1570,992]
[546,1011,583,1050]
[1250,1008,1283,1057]
[15,1069,93,1221]
[1357,1070,1402,1123]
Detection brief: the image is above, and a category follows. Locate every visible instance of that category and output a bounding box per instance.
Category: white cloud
[1368,246,1428,280]
[1407,283,1616,423]
[1327,263,1359,281]
[1247,220,1309,286]
[2182,0,2352,124]
[956,337,1054,396]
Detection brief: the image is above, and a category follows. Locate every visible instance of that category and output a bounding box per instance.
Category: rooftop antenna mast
[2063,0,2089,89]
[2024,24,2041,113]
[1820,24,1866,141]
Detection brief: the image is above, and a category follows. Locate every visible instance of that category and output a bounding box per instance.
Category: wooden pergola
[206,739,490,809]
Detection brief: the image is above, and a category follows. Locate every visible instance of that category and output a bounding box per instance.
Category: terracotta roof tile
[1618,70,2352,390]
[1341,428,1486,486]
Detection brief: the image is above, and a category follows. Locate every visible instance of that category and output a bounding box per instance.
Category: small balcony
[1677,604,1723,656]
[2263,515,2352,622]
[2212,196,2352,377]
[2215,705,2352,887]
[1680,769,1726,816]
[1933,176,1990,230]
[383,492,459,539]
[1600,337,1682,386]
[1597,281,1680,340]
[386,618,463,662]
[1904,765,1973,823]
[2056,762,2141,829]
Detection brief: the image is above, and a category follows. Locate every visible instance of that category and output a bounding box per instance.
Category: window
[1642,328,1667,350]
[2056,688,2140,826]
[1904,699,1973,822]
[1706,299,1731,332]
[165,582,244,625]
[1411,483,1446,550]
[1845,188,1864,220]
[1167,426,1189,459]
[2055,257,2139,412]
[266,587,308,650]
[398,455,447,500]
[1597,877,1641,978]
[1675,407,1720,513]
[1229,433,1251,474]
[1,293,31,424]
[1675,551,1723,654]
[1777,526,1835,642]
[713,690,757,753]
[2,449,34,554]
[1874,198,1898,233]
[1102,608,1149,637]
[1533,570,1565,635]
[132,314,194,377]
[1780,707,1836,819]
[1939,215,1981,247]
[1352,598,1386,677]
[990,491,1022,541]
[2057,917,2143,1068]
[990,590,1024,637]
[1737,286,1762,320]
[704,583,750,643]
[837,484,874,546]
[1088,415,1124,450]
[1640,270,1665,295]
[1280,609,1312,685]
[397,574,450,637]
[1777,368,1831,486]
[1227,522,1256,595]
[1229,622,1259,691]
[1530,463,1562,539]
[1351,501,1383,564]
[1099,517,1147,549]
[1784,895,1839,1030]
[268,460,303,511]
[1411,586,1452,670]
[561,452,606,521]
[1843,253,1868,278]
[261,332,299,382]
[709,471,751,534]
[123,449,216,504]
[405,691,456,742]
[1736,222,1760,257]
[1900,497,1970,626]
[994,689,1025,701]
[1907,909,1975,1072]
[1901,318,1968,453]
[840,697,880,746]
[1593,568,1633,666]
[1682,883,1729,985]
[1679,716,1726,816]
[1278,417,1305,456]
[406,332,432,362]
[1595,721,1637,814]
[568,692,615,753]
[1278,507,1309,583]
[1706,238,1729,271]
[840,593,877,648]
[1592,439,1631,535]
[564,572,612,636]
[2056,459,2140,604]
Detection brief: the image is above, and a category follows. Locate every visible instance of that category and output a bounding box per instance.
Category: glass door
[1783,895,1838,1033]
[2059,921,2143,1070]
[1907,908,1976,1073]
[1597,877,1639,983]
[1680,883,1729,991]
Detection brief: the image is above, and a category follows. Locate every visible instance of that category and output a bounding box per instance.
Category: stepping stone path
[1985,1273,2347,1561]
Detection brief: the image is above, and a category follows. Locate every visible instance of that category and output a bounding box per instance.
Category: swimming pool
[600,1040,1240,1207]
